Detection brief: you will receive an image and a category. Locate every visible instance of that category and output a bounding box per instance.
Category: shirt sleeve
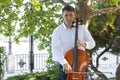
[52,29,68,65]
[83,26,96,49]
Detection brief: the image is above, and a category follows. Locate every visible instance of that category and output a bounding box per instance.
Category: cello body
[64,49,90,80]
[64,18,90,80]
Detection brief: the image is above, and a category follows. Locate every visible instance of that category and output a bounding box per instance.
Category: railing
[5,53,49,73]
[4,52,120,72]
[3,52,120,79]
[92,52,120,67]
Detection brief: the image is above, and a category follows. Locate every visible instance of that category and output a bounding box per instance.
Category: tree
[0,0,120,79]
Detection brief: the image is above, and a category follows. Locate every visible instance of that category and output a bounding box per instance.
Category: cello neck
[73,18,79,71]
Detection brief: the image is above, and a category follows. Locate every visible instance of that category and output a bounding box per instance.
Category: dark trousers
[60,64,67,80]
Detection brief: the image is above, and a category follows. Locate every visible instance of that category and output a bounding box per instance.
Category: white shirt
[52,23,95,65]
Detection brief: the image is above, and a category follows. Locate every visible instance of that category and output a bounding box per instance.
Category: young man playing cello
[52,5,95,80]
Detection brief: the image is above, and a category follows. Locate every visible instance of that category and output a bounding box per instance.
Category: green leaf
[31,0,41,11]
[0,0,10,5]
[14,0,22,6]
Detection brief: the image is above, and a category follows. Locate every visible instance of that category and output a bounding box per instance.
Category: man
[52,5,95,80]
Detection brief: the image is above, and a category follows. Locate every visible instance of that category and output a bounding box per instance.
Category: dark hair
[62,5,75,13]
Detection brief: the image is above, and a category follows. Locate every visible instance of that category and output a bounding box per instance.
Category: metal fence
[4,53,49,73]
[4,53,120,71]
[2,52,120,79]
[92,52,120,67]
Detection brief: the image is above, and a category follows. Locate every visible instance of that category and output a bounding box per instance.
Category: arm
[52,29,68,65]
[83,26,96,49]
[77,25,95,49]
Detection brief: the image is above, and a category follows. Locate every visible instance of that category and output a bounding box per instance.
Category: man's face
[62,10,75,28]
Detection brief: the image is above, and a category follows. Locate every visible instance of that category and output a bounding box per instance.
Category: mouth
[67,21,72,24]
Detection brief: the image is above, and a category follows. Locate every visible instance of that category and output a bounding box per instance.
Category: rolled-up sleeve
[84,26,96,49]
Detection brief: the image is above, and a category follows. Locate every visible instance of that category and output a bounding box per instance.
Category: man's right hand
[63,63,72,73]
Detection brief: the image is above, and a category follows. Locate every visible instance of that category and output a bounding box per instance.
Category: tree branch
[90,59,108,80]
[96,44,112,68]
[92,4,120,16]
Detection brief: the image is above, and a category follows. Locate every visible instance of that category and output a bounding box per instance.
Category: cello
[64,18,90,80]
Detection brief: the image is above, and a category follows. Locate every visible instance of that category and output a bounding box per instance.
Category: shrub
[0,47,6,80]
[6,61,59,80]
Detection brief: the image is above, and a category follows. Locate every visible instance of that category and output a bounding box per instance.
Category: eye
[70,14,73,17]
[65,14,68,17]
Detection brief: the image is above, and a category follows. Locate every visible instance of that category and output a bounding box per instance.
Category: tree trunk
[116,64,120,80]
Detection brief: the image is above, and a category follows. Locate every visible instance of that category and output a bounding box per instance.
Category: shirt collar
[63,23,67,29]
[63,23,74,29]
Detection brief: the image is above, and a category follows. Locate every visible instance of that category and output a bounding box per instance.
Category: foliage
[0,5,18,36]
[90,0,120,55]
[0,0,120,54]
[0,1,62,49]
[6,61,59,80]
[0,47,5,53]
[89,0,120,53]
[6,60,115,80]
[92,0,119,9]
[89,12,120,54]
[0,47,6,80]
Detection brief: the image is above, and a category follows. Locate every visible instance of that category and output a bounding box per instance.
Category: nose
[67,15,71,19]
